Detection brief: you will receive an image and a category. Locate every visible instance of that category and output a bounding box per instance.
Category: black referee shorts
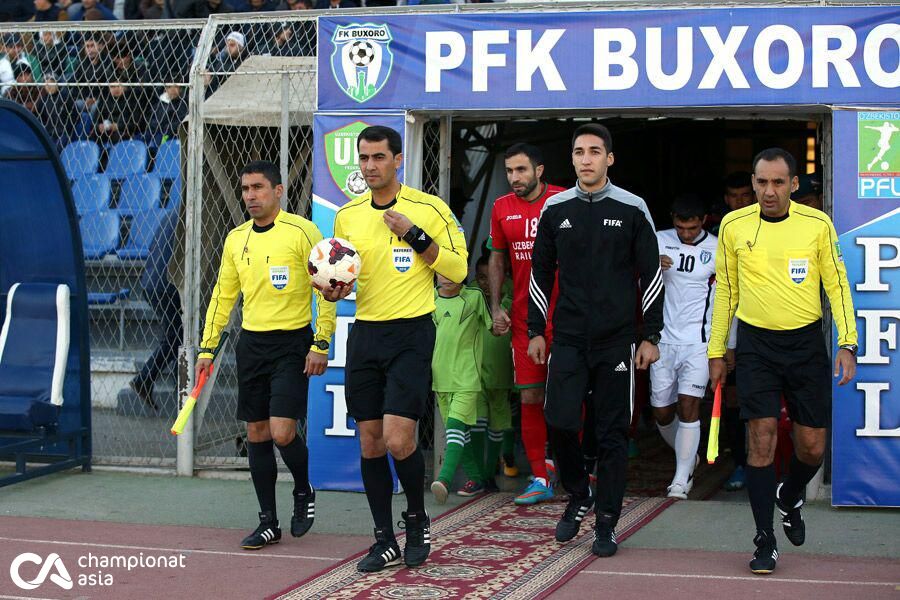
[235,327,312,423]
[345,316,435,422]
[735,320,831,428]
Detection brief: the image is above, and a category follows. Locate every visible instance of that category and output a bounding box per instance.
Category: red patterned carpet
[269,493,673,600]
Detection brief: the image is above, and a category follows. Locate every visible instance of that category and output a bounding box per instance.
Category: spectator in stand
[92,81,141,145]
[110,39,151,107]
[69,0,117,20]
[206,31,246,95]
[7,60,41,113]
[36,74,78,146]
[123,0,141,19]
[110,40,146,84]
[4,34,42,82]
[71,33,114,110]
[277,0,312,9]
[31,0,70,21]
[34,31,72,80]
[262,22,313,57]
[147,84,187,148]
[170,0,231,18]
[233,0,278,11]
[138,0,165,18]
[0,0,35,21]
[314,0,359,8]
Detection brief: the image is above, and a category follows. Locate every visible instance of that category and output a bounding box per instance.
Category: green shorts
[479,388,512,430]
[435,391,479,426]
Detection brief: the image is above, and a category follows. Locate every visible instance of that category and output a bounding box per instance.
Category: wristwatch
[527,329,543,340]
[643,333,661,346]
[312,340,330,351]
[839,343,858,356]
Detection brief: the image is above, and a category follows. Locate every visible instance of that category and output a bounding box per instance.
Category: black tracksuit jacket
[527,180,664,350]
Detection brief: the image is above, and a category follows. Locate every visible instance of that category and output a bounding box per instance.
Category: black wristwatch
[527,329,543,340]
[312,340,330,351]
[839,344,858,356]
[643,333,661,346]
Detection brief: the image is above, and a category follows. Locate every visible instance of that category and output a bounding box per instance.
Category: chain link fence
[1,20,203,466]
[2,3,587,472]
[185,14,319,468]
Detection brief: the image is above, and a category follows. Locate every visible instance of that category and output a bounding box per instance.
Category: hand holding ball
[308,238,361,292]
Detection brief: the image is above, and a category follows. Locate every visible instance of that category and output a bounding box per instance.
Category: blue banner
[832,109,900,507]
[318,7,900,111]
[307,112,406,492]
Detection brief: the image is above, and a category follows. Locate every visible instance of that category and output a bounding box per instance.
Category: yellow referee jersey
[334,184,468,321]
[708,202,857,358]
[199,210,336,358]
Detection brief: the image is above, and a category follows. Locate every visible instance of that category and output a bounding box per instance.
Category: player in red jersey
[488,143,565,505]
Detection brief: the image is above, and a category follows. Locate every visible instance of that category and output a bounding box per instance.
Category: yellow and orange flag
[706,383,722,464]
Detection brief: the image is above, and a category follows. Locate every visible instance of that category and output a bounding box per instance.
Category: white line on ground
[582,570,899,587]
[0,595,63,600]
[0,536,339,562]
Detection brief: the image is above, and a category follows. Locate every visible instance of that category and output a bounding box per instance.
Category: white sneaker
[666,478,694,500]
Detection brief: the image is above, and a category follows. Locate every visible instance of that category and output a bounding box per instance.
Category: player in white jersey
[652,195,718,499]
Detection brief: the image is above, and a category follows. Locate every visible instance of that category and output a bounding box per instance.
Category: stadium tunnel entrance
[414,108,831,496]
[435,111,826,264]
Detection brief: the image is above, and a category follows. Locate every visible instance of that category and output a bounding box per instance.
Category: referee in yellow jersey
[708,148,857,575]
[197,161,336,550]
[319,126,468,572]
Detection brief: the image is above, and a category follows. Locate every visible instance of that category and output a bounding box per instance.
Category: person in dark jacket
[34,31,72,79]
[31,0,70,21]
[0,0,35,21]
[527,122,663,559]
[147,84,187,147]
[36,75,78,146]
[92,81,142,144]
[129,209,183,410]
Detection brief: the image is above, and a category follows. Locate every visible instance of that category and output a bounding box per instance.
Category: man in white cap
[208,30,247,93]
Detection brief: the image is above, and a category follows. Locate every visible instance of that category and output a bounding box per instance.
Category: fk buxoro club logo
[330,24,394,104]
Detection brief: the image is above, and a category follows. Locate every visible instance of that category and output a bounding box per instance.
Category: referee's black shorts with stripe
[735,319,831,428]
[346,315,435,422]
[235,327,312,422]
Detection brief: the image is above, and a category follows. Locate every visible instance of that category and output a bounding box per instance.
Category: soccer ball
[349,40,376,66]
[881,161,890,171]
[346,170,368,195]
[307,237,361,289]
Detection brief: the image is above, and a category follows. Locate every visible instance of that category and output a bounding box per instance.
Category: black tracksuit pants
[545,341,634,527]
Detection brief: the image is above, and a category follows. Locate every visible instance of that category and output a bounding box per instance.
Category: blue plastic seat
[105,140,147,179]
[87,288,130,305]
[152,140,180,180]
[79,210,121,259]
[117,210,165,260]
[117,174,162,216]
[71,174,112,215]
[60,141,99,181]
[152,140,182,211]
[0,283,70,431]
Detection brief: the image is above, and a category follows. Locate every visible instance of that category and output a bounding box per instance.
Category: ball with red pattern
[307,237,361,289]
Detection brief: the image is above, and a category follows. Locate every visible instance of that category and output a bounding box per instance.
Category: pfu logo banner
[330,24,394,103]
[858,112,900,199]
[325,121,370,201]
